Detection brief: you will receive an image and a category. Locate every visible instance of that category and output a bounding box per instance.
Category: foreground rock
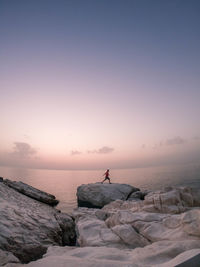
[72,207,200,249]
[3,179,59,206]
[7,243,200,267]
[70,185,200,266]
[2,181,200,267]
[0,249,20,266]
[0,182,75,264]
[77,183,139,208]
[73,207,150,249]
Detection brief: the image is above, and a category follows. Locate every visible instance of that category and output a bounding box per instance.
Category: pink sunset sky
[0,0,200,170]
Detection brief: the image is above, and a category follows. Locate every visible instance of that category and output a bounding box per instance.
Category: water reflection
[0,167,31,182]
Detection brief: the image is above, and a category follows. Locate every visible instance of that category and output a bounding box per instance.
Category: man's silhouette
[101,169,111,184]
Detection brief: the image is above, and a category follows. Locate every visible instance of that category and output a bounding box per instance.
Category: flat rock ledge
[77,182,140,208]
[2,178,59,206]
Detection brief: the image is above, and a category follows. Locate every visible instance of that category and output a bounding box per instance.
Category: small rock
[128,191,146,201]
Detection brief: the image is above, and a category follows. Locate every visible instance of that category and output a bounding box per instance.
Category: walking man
[101,169,111,184]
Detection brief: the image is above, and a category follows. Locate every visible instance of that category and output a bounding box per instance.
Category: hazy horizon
[1,0,200,170]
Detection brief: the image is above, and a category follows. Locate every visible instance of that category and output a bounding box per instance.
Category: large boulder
[0,182,75,263]
[3,179,59,206]
[77,183,139,208]
[76,215,123,248]
[72,207,149,249]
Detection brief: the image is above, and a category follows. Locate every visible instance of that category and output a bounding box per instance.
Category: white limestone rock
[143,186,199,213]
[111,224,150,247]
[74,205,200,250]
[10,246,135,267]
[77,183,139,208]
[0,182,75,263]
[130,240,200,266]
[7,240,200,267]
[103,186,200,214]
[76,215,123,248]
[181,209,200,237]
[72,207,110,221]
[105,209,200,243]
[2,183,200,267]
[105,210,167,228]
[73,207,149,249]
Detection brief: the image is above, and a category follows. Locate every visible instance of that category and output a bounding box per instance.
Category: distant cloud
[152,137,186,150]
[23,134,30,140]
[88,146,114,154]
[11,142,37,158]
[141,144,146,149]
[193,136,200,141]
[98,146,114,154]
[87,150,96,154]
[71,150,82,156]
[165,136,186,146]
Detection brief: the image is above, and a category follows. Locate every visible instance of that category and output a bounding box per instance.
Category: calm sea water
[0,163,200,213]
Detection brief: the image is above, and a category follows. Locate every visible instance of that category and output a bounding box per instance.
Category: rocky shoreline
[0,178,200,266]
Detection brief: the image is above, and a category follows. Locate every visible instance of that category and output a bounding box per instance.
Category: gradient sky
[0,0,200,170]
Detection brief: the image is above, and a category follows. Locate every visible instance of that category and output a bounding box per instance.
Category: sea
[0,163,200,213]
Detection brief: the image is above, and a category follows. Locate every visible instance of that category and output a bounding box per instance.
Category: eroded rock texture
[0,182,75,264]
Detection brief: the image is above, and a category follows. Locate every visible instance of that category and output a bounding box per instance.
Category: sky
[0,0,200,170]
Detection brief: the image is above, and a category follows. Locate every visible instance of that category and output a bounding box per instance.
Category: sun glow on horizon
[1,1,200,170]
